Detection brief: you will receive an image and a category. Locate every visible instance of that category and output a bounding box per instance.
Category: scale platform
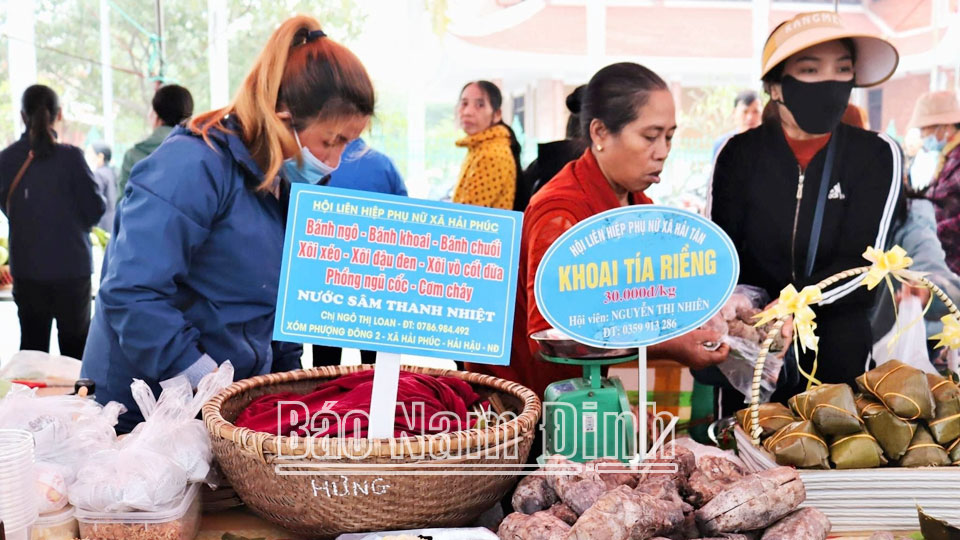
[531,329,638,463]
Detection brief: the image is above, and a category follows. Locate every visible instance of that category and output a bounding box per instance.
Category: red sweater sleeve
[525,206,580,355]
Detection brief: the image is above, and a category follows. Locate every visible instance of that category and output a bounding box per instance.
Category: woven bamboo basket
[202,365,541,538]
[740,268,960,532]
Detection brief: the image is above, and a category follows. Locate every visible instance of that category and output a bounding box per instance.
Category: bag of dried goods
[829,429,887,469]
[926,373,960,445]
[857,360,936,421]
[855,394,916,460]
[763,421,830,469]
[788,384,862,436]
[736,403,796,439]
[899,425,951,467]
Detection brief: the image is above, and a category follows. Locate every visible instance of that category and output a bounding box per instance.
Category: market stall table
[194,507,921,539]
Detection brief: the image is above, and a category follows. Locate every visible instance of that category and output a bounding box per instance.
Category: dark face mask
[778,75,854,135]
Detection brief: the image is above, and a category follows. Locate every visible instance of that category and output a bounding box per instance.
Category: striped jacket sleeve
[818,132,904,305]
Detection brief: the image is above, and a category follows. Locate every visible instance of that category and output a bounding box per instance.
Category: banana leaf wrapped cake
[829,429,887,469]
[736,403,796,439]
[948,438,960,464]
[763,420,830,469]
[926,373,960,445]
[857,360,936,421]
[855,394,917,461]
[788,384,862,436]
[899,425,951,468]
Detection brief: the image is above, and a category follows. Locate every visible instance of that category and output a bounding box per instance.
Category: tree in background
[0,0,363,152]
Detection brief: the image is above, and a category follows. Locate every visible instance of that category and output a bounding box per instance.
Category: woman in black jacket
[708,12,904,416]
[0,85,105,358]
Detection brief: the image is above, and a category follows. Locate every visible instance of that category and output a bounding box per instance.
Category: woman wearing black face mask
[707,12,904,416]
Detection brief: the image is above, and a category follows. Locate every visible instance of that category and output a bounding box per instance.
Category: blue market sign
[534,206,739,348]
[274,184,522,365]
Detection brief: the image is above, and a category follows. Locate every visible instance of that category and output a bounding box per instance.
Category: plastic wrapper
[0,350,81,386]
[763,421,829,469]
[70,363,233,512]
[788,384,862,436]
[857,360,936,421]
[735,403,796,439]
[708,285,785,403]
[855,394,916,460]
[0,384,125,505]
[70,448,188,512]
[872,296,939,375]
[829,429,887,469]
[898,425,950,467]
[36,462,69,513]
[926,373,960,445]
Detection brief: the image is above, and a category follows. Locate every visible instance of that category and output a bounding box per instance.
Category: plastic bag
[872,296,937,374]
[70,363,234,512]
[0,350,81,386]
[709,286,784,402]
[69,448,188,512]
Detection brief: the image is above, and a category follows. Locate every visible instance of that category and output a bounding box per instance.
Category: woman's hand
[762,299,793,357]
[653,329,729,370]
[0,265,11,287]
[897,284,932,306]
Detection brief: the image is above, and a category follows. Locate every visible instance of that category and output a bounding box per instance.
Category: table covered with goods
[0,350,947,540]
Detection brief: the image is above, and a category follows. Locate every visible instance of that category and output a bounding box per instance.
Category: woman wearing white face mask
[910,91,960,274]
[81,16,374,432]
[707,12,904,416]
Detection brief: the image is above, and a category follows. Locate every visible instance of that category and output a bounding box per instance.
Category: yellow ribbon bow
[931,315,960,350]
[862,246,924,290]
[755,284,823,389]
[863,245,932,350]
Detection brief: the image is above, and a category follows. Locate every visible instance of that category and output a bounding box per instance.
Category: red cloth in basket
[234,370,482,438]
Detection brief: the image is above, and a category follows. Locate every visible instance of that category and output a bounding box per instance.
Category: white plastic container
[30,505,79,540]
[75,483,201,540]
[0,429,38,532]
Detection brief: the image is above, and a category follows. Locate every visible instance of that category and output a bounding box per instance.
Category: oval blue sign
[534,206,740,349]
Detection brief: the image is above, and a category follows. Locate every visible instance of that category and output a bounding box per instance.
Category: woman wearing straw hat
[708,11,905,416]
[910,91,960,274]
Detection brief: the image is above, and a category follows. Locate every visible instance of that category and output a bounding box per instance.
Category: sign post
[274,185,522,439]
[534,206,739,461]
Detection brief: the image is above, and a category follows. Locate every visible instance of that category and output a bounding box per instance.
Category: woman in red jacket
[469,63,729,397]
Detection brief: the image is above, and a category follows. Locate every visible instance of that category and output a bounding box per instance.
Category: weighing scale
[531,329,639,463]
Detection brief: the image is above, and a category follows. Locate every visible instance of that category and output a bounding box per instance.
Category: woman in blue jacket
[81,15,375,432]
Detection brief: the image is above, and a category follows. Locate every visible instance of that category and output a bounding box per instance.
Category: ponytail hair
[190,15,374,192]
[21,85,60,159]
[460,80,527,210]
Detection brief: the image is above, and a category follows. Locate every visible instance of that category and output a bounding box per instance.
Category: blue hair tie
[307,29,326,42]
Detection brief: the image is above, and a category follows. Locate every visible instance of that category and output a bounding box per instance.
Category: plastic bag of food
[0,350,81,386]
[872,296,938,374]
[69,447,189,512]
[709,285,785,402]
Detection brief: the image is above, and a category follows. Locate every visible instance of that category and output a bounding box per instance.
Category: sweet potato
[567,485,684,540]
[512,474,558,514]
[695,467,805,535]
[760,508,831,540]
[497,511,571,540]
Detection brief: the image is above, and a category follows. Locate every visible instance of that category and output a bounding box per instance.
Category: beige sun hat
[909,91,960,129]
[762,11,899,88]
